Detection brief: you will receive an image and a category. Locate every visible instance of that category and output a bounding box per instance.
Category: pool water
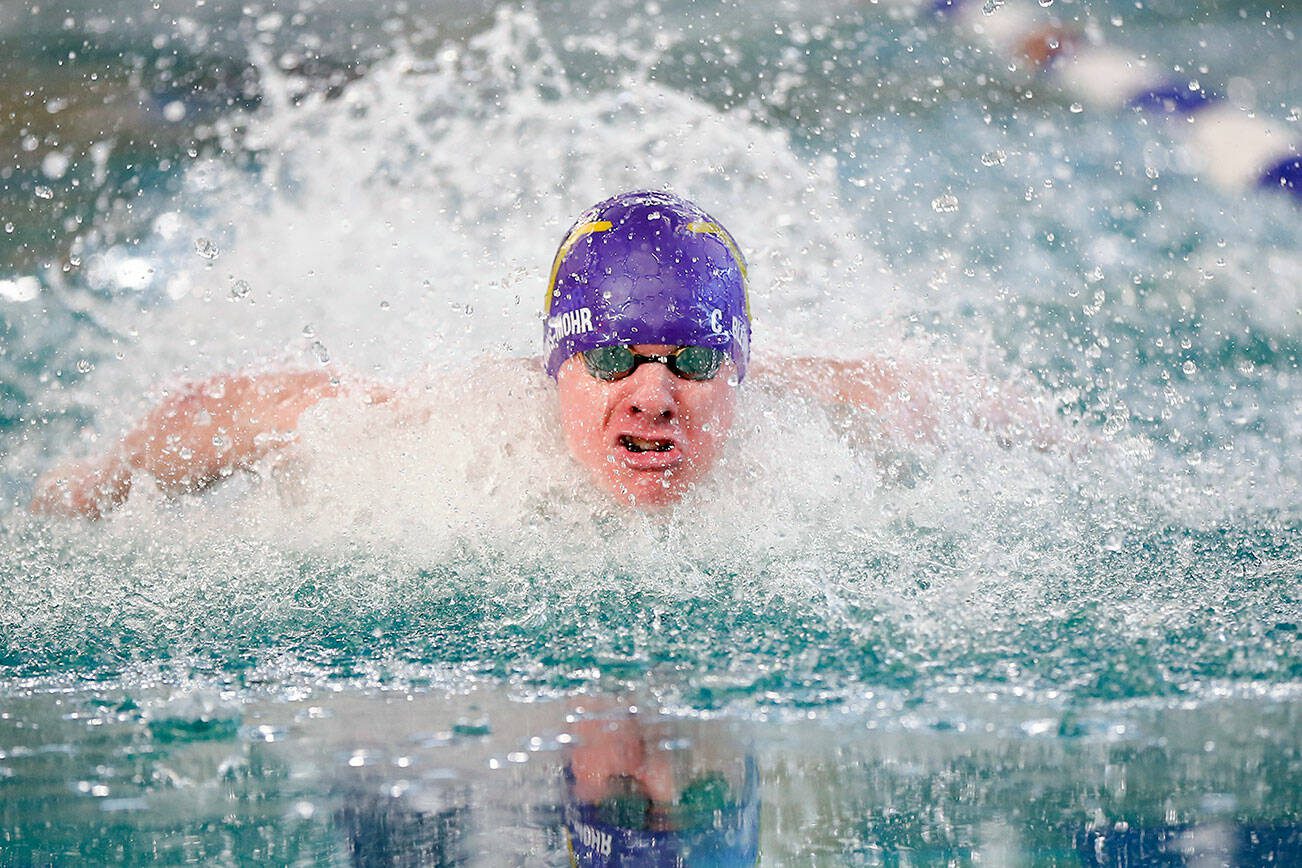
[1,0,1299,864]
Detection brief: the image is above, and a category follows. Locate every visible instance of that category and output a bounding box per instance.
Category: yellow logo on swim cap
[543,221,612,314]
[686,221,751,319]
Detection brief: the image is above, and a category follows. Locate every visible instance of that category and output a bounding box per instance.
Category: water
[1,0,1299,864]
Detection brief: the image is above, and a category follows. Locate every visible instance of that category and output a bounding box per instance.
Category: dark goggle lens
[672,346,724,381]
[581,346,725,382]
[582,345,637,380]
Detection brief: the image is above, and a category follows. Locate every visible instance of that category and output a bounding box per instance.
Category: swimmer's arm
[751,356,913,413]
[753,355,1063,448]
[31,370,391,519]
[750,355,937,439]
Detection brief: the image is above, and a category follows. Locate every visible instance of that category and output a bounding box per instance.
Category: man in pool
[32,190,1056,518]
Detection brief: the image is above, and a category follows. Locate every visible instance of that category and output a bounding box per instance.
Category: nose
[620,361,677,422]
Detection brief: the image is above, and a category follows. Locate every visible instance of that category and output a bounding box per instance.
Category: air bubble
[229,279,252,300]
[34,185,54,200]
[980,149,1007,167]
[75,359,93,373]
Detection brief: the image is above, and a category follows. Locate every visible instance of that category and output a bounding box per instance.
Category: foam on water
[1,6,1298,709]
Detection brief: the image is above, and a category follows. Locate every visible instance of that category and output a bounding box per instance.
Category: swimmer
[31,190,1059,518]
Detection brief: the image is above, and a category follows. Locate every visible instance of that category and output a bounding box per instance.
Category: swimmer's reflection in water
[562,702,759,866]
[33,190,1066,518]
[327,702,757,867]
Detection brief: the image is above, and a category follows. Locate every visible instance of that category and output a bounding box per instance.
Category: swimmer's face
[556,345,737,507]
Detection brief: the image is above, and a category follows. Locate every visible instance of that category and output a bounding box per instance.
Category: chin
[604,470,692,508]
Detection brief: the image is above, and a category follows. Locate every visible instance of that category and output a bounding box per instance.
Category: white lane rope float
[930,0,1301,204]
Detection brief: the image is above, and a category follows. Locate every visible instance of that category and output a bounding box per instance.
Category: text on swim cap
[709,308,723,334]
[550,306,594,341]
[567,820,613,858]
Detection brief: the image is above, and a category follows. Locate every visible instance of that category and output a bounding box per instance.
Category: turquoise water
[1,0,1299,863]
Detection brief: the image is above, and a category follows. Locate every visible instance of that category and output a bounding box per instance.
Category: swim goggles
[591,771,736,831]
[581,346,725,382]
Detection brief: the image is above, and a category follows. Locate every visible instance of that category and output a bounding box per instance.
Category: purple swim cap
[542,190,751,381]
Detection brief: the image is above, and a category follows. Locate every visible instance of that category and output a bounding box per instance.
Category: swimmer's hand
[30,455,134,520]
[31,369,391,519]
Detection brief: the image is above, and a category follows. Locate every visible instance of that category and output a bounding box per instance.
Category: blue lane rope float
[930,0,1301,204]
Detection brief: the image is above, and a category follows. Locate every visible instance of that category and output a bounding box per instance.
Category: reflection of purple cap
[542,191,751,381]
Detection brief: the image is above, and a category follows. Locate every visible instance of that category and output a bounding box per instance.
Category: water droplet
[1038,0,1053,6]
[379,299,390,311]
[229,279,251,300]
[302,323,316,338]
[931,192,960,213]
[1069,102,1084,113]
[1182,360,1196,375]
[980,149,1007,167]
[194,238,219,260]
[1145,166,1160,179]
[311,340,330,364]
[75,358,93,373]
[34,185,54,200]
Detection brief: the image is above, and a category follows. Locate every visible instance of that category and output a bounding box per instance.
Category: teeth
[621,435,674,454]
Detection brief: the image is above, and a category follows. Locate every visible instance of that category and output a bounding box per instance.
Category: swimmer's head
[542,190,750,381]
[543,191,750,506]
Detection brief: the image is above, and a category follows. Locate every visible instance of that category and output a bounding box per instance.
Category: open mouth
[620,434,676,454]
